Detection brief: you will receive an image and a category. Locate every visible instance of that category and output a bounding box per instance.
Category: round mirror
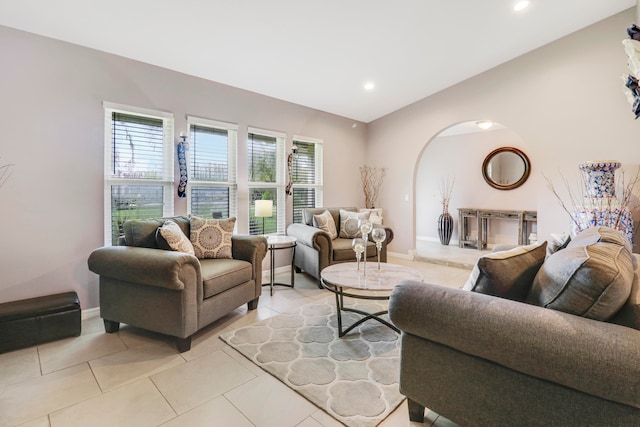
[482,147,530,190]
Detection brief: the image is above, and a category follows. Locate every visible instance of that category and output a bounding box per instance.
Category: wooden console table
[458,208,537,250]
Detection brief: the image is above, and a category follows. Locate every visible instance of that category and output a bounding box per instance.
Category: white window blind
[292,138,323,224]
[187,117,238,220]
[248,128,285,235]
[103,102,173,245]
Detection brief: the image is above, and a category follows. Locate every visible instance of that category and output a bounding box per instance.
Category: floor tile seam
[218,393,257,426]
[38,362,104,424]
[148,374,180,422]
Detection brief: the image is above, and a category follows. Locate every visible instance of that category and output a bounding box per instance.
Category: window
[292,137,323,224]
[186,117,238,220]
[248,128,285,235]
[103,102,174,245]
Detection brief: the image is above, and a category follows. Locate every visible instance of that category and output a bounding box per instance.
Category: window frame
[103,101,174,245]
[292,135,323,224]
[247,126,286,235]
[185,116,238,221]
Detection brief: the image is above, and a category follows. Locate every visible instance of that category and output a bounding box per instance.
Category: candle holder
[371,227,387,270]
[358,219,373,275]
[352,238,365,272]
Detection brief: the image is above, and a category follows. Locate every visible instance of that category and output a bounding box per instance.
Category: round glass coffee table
[320,262,423,337]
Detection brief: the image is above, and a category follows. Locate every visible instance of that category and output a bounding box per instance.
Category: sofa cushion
[567,225,630,249]
[609,254,640,330]
[313,210,338,239]
[338,209,371,238]
[547,233,571,256]
[123,216,190,248]
[200,258,253,299]
[527,242,634,320]
[158,220,195,255]
[332,238,376,261]
[463,242,547,301]
[190,216,235,259]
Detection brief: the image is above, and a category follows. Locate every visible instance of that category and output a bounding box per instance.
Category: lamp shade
[255,200,273,218]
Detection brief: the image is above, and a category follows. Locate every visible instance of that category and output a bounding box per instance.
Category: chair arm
[88,246,201,291]
[389,281,640,409]
[287,223,331,251]
[231,235,267,283]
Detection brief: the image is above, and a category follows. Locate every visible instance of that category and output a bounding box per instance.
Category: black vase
[438,212,454,246]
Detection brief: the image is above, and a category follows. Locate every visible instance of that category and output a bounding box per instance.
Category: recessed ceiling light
[477,120,494,130]
[514,1,529,11]
[364,82,375,91]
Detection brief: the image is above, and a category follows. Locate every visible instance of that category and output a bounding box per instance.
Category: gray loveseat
[389,226,640,426]
[286,207,393,285]
[88,215,267,352]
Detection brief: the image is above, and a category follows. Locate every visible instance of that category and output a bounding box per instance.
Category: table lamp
[255,199,273,234]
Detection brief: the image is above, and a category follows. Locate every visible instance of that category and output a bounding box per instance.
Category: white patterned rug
[219,301,404,427]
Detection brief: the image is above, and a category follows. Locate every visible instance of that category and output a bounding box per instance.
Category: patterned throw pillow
[313,210,338,239]
[158,220,195,255]
[338,209,371,239]
[190,215,236,259]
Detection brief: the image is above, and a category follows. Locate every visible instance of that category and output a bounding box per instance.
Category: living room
[1,2,640,426]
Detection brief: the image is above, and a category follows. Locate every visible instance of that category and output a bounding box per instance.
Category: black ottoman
[0,291,81,353]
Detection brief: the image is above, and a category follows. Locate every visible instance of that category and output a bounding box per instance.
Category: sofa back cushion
[609,254,640,330]
[123,215,190,248]
[302,207,356,233]
[527,227,634,321]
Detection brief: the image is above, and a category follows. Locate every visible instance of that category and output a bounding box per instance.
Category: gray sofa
[286,207,393,285]
[88,215,267,352]
[389,227,640,426]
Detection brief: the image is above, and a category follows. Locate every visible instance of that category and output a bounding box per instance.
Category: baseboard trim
[82,307,100,320]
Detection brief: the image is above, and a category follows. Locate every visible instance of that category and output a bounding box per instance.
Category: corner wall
[367,8,640,255]
[0,25,366,307]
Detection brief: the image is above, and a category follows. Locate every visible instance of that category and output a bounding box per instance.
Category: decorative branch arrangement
[543,166,640,239]
[0,158,14,190]
[360,165,386,209]
[439,175,455,214]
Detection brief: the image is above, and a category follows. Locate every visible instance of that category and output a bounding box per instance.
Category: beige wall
[368,9,640,255]
[0,25,366,307]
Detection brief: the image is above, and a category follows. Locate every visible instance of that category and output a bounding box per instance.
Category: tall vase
[438,211,454,246]
[572,161,633,243]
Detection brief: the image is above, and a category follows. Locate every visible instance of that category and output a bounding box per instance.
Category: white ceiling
[0,0,635,122]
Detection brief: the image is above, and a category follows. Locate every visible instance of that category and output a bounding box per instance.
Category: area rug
[219,301,404,427]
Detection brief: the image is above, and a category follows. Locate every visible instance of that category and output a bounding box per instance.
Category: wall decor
[482,147,530,190]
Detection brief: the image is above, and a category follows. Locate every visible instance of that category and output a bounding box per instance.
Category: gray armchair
[88,215,267,352]
[286,207,393,286]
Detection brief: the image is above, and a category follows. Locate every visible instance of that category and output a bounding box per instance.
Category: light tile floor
[0,252,478,427]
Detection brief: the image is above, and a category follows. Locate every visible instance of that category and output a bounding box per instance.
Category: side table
[264,235,297,296]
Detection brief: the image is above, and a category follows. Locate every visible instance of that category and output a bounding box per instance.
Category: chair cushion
[201,259,253,299]
[158,220,195,255]
[313,210,338,239]
[332,238,376,261]
[463,242,547,301]
[190,216,235,259]
[338,209,371,238]
[527,241,634,320]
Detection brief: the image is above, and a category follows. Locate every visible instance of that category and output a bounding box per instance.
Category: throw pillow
[546,233,571,256]
[190,215,236,259]
[158,220,195,255]
[526,242,634,320]
[338,209,371,239]
[568,226,630,250]
[462,242,547,301]
[313,210,338,239]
